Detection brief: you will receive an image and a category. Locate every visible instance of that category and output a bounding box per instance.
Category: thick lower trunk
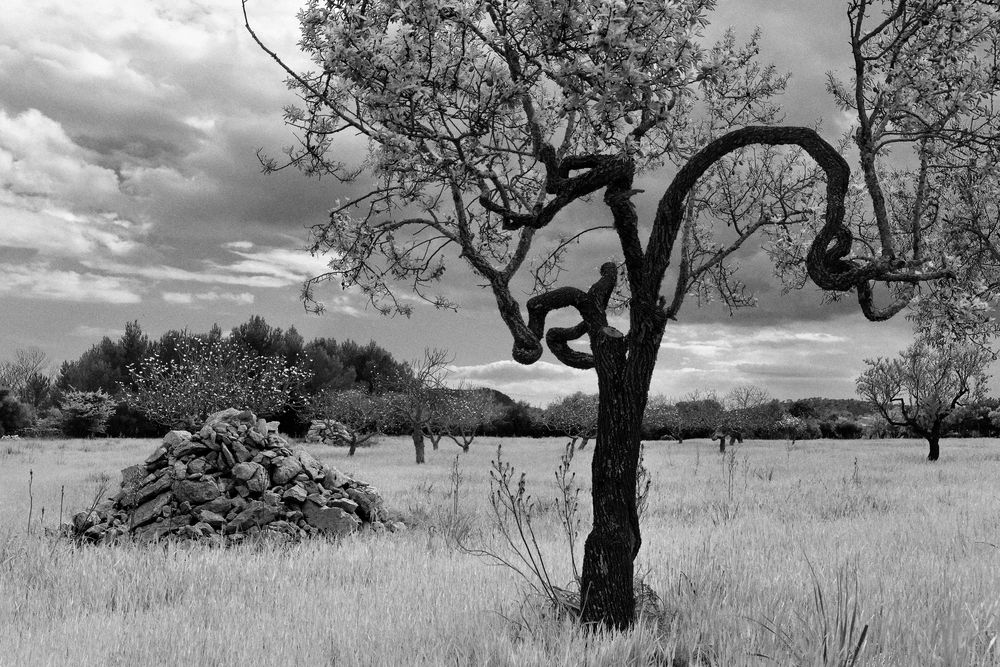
[348,438,357,456]
[927,434,940,461]
[412,427,425,464]
[579,332,651,630]
[717,435,726,454]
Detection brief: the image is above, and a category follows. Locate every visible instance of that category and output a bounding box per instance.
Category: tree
[540,392,599,449]
[428,387,505,452]
[676,391,725,441]
[377,348,451,464]
[248,0,1000,629]
[715,384,774,453]
[310,388,385,455]
[856,340,993,460]
[642,395,681,442]
[0,388,34,437]
[121,337,311,429]
[59,389,115,437]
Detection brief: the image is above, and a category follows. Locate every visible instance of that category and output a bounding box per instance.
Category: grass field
[1,434,999,666]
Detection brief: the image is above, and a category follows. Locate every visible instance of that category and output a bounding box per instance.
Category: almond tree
[428,387,505,452]
[715,384,773,453]
[540,392,599,449]
[122,337,310,429]
[377,348,451,464]
[247,0,999,629]
[857,340,993,460]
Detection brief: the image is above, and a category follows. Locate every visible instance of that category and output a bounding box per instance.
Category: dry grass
[1,435,999,665]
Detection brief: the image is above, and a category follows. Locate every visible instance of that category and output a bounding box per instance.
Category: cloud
[450,360,595,405]
[0,262,141,304]
[162,290,255,305]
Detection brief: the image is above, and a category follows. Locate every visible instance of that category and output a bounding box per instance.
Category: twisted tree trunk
[579,325,658,629]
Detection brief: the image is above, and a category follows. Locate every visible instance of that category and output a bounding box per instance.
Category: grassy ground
[1,434,999,666]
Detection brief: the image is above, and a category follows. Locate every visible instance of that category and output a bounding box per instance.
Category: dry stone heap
[305,418,352,446]
[72,408,404,544]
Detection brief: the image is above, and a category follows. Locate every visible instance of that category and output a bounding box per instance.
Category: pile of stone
[71,408,403,544]
[305,418,352,446]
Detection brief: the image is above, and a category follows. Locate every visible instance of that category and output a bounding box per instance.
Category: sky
[0,0,996,406]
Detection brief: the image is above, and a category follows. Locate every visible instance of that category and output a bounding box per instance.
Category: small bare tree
[310,388,384,455]
[378,348,451,464]
[857,340,993,461]
[540,392,599,450]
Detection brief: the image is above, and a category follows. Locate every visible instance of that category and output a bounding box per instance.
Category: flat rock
[227,501,279,533]
[232,462,258,481]
[196,496,232,516]
[294,448,325,480]
[131,491,173,529]
[135,469,173,504]
[173,440,211,459]
[246,465,269,493]
[163,430,192,448]
[302,501,359,537]
[282,484,307,503]
[346,486,384,522]
[172,478,221,505]
[330,498,359,514]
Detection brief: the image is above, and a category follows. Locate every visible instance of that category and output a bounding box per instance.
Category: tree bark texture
[412,426,425,464]
[579,328,656,629]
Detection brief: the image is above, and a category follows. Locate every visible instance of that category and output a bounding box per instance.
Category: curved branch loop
[518,262,618,369]
[647,125,940,321]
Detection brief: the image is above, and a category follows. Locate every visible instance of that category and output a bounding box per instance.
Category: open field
[1,435,999,666]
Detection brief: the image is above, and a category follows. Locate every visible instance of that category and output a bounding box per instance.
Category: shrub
[59,389,116,437]
[0,388,34,436]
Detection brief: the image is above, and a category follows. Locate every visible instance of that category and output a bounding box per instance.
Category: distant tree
[714,385,773,452]
[377,348,451,464]
[787,399,817,420]
[642,395,681,442]
[122,337,311,429]
[676,391,724,440]
[540,392,600,450]
[428,388,506,452]
[0,388,34,436]
[0,348,49,400]
[857,340,993,461]
[59,389,115,437]
[310,388,385,455]
[301,338,357,395]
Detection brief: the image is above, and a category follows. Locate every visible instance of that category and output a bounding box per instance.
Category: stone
[131,491,173,529]
[163,430,192,448]
[330,498,359,514]
[261,490,282,506]
[302,501,359,537]
[145,445,167,466]
[172,478,221,505]
[232,462,257,481]
[173,439,211,459]
[231,439,252,463]
[295,448,325,480]
[282,485,307,503]
[320,467,353,491]
[187,458,208,476]
[135,469,173,504]
[199,510,226,529]
[204,408,242,427]
[246,429,265,447]
[346,486,384,522]
[220,443,236,469]
[247,466,268,493]
[271,456,303,485]
[116,464,147,508]
[196,496,232,516]
[227,501,279,533]
[255,418,269,436]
